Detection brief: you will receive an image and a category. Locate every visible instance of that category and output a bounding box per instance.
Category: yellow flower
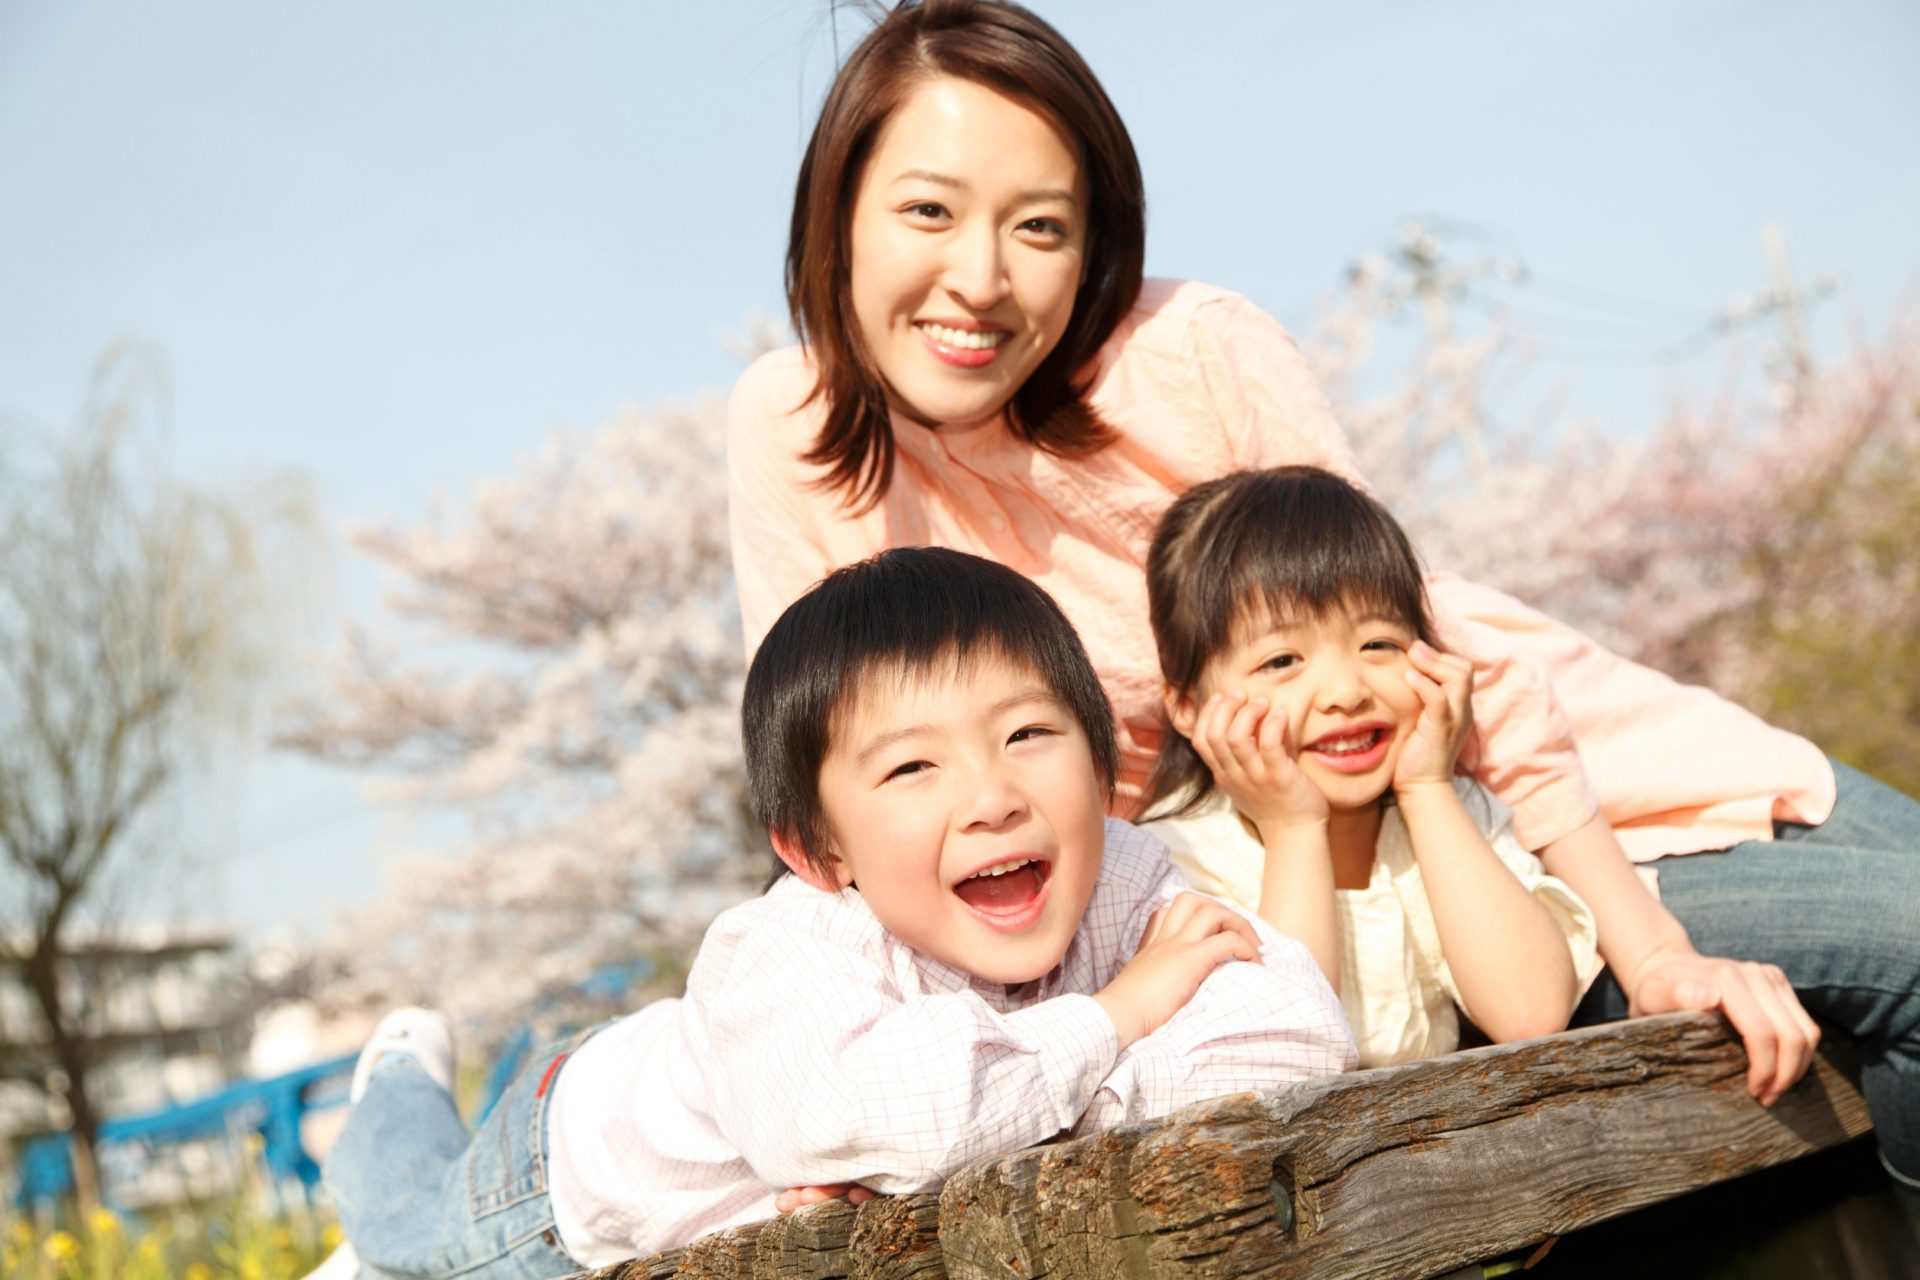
[186,1264,215,1280]
[321,1222,344,1249]
[240,1253,265,1279]
[88,1207,120,1235]
[9,1219,31,1246]
[44,1231,80,1261]
[271,1226,293,1248]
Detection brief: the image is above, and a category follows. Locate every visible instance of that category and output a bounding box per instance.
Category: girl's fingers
[1256,697,1286,758]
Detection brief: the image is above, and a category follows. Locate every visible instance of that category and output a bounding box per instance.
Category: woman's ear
[770,829,854,894]
[1163,682,1199,737]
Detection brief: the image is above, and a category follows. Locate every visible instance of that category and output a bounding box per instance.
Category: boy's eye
[1362,638,1407,654]
[1008,724,1057,745]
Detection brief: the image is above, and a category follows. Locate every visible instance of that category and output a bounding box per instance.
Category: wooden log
[676,1221,772,1280]
[849,1192,944,1280]
[937,1012,1870,1280]
[754,1200,857,1280]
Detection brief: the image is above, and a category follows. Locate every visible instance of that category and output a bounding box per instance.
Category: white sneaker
[300,1241,360,1280]
[349,1006,455,1103]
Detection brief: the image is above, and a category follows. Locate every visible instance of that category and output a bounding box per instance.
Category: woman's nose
[942,223,1010,310]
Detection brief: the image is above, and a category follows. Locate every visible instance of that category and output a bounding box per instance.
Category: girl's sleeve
[726,350,838,657]
[1186,291,1600,850]
[685,907,1121,1194]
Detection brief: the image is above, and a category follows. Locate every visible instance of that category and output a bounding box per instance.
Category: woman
[728,0,1919,1190]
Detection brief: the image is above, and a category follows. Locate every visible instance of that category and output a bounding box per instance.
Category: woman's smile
[848,75,1088,433]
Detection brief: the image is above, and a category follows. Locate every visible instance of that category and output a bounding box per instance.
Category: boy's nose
[958,766,1027,831]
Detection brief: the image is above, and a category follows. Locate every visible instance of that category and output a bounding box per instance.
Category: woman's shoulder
[728,345,820,441]
[1102,278,1287,359]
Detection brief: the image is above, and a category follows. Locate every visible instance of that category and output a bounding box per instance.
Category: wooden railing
[572,1012,1870,1280]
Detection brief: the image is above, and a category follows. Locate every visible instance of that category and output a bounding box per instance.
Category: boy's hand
[1094,893,1261,1048]
[1393,641,1475,792]
[774,1183,877,1213]
[1191,691,1329,834]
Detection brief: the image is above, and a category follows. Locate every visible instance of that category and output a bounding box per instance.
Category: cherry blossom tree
[281,394,760,1028]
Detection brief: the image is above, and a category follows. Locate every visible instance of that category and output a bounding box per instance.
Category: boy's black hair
[744,547,1119,878]
[1143,466,1438,819]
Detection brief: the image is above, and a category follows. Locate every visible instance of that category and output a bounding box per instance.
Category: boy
[315,548,1353,1278]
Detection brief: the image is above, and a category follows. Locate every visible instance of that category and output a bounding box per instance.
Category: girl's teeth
[1316,731,1379,755]
[921,323,1008,350]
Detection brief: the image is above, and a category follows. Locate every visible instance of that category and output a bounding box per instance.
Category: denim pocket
[467,1043,573,1219]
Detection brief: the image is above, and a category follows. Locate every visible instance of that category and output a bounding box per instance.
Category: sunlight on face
[847,76,1088,437]
[809,653,1107,985]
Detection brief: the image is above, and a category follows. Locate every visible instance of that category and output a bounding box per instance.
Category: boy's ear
[1163,682,1199,738]
[769,828,854,894]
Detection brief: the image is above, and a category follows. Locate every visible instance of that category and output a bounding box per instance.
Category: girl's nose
[942,223,1010,311]
[1316,662,1374,715]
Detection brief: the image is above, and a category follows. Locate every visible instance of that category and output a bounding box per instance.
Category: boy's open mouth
[953,857,1051,922]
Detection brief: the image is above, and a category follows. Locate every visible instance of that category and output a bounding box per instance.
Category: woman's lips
[917,321,1009,369]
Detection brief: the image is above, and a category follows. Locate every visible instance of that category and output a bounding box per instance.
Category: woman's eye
[1018,217,1067,239]
[903,202,949,221]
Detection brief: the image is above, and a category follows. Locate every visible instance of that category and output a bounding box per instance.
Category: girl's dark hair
[744,546,1118,879]
[786,0,1145,512]
[1142,466,1439,819]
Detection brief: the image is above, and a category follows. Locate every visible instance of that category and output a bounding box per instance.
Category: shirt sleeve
[684,905,1121,1194]
[1183,289,1599,850]
[726,350,838,658]
[1073,858,1356,1133]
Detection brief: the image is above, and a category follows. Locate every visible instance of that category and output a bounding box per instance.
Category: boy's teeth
[921,323,1008,350]
[967,858,1032,880]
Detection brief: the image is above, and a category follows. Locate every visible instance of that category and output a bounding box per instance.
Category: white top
[1145,779,1602,1069]
[545,818,1355,1265]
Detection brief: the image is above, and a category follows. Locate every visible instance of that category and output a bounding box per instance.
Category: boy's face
[800,652,1107,985]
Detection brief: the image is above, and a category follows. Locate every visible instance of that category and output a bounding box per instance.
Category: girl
[1139,466,1602,1065]
[728,0,1918,1189]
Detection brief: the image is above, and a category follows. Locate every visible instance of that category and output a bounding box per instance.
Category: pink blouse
[727,278,1833,860]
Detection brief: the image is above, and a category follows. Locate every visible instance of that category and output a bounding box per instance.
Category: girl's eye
[1256,653,1298,673]
[884,760,932,782]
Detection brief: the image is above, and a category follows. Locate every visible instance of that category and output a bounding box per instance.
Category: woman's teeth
[920,323,1008,350]
[966,857,1033,880]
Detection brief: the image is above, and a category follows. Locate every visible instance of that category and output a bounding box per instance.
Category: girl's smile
[847,75,1088,436]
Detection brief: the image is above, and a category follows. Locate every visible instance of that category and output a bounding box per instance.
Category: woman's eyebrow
[889,168,1079,206]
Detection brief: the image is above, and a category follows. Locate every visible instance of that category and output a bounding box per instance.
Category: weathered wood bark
[567,1014,1870,1280]
[942,1012,1870,1280]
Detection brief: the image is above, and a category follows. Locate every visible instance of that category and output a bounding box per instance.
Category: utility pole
[1714,226,1839,393]
[1349,220,1524,488]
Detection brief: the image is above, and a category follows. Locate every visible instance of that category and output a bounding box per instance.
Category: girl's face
[848,75,1089,436]
[1168,599,1426,813]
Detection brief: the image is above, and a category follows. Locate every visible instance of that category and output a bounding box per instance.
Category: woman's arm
[1536,816,1819,1106]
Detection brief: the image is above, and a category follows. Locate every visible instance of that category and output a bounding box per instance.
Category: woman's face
[848,76,1088,436]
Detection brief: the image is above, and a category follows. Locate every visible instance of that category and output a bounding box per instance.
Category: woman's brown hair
[1142,467,1440,820]
[786,0,1146,511]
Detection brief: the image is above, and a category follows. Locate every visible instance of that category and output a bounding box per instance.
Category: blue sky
[2,1,1916,939]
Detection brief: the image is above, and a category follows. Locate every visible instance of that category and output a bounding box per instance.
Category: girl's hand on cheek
[1192,691,1329,833]
[1394,642,1475,793]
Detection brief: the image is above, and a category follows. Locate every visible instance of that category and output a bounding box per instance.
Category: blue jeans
[323,1030,592,1279]
[1574,761,1920,1182]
